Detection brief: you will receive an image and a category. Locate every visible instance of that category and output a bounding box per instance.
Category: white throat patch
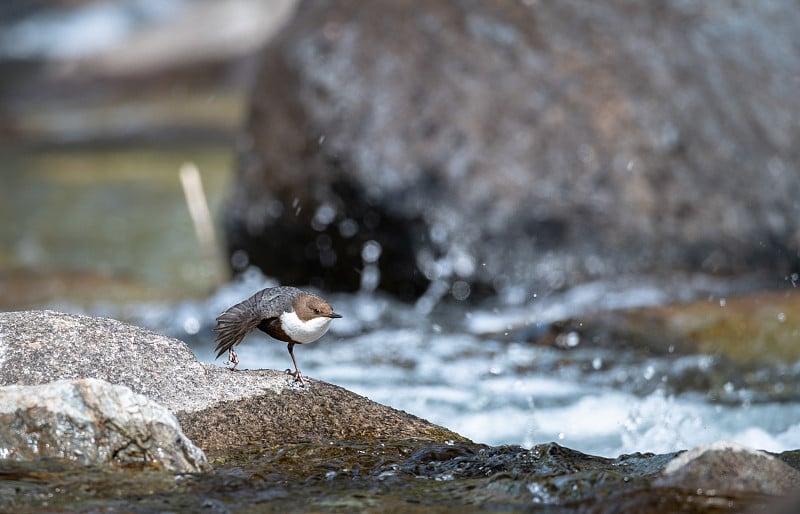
[279,311,333,344]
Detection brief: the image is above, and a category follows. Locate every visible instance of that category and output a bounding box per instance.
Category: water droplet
[311,203,337,230]
[360,264,380,292]
[183,316,200,335]
[230,249,249,271]
[451,248,476,277]
[430,223,447,244]
[361,240,382,263]
[777,312,786,323]
[338,218,359,238]
[565,331,580,347]
[592,357,602,370]
[452,280,471,301]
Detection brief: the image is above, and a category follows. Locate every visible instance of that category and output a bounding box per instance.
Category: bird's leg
[225,347,239,371]
[285,343,305,384]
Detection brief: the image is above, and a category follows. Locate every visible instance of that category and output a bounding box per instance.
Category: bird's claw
[285,368,305,385]
[225,348,239,371]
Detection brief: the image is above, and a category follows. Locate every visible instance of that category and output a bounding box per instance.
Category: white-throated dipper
[213,286,342,383]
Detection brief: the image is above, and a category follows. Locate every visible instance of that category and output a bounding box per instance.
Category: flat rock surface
[0,310,464,451]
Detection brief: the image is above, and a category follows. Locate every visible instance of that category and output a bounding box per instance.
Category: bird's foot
[225,349,239,371]
[285,368,306,385]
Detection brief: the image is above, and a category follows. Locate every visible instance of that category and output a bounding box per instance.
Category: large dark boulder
[225,0,800,300]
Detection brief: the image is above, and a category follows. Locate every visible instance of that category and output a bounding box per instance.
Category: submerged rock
[0,378,210,473]
[0,310,463,452]
[226,0,800,300]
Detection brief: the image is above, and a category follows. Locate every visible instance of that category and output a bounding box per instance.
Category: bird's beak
[329,312,342,319]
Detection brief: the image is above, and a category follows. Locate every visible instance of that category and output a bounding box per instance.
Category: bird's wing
[213,287,291,358]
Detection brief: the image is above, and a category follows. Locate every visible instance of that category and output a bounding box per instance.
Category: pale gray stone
[0,378,211,473]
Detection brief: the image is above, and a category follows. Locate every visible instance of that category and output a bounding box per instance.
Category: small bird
[213,286,342,383]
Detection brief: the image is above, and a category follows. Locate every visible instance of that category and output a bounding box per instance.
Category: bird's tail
[213,297,262,359]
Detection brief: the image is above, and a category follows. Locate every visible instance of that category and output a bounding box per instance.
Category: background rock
[0,378,210,473]
[0,310,463,451]
[225,0,800,300]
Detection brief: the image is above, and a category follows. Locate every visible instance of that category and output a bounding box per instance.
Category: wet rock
[655,441,800,496]
[0,310,463,453]
[7,437,796,512]
[0,378,210,473]
[226,0,800,300]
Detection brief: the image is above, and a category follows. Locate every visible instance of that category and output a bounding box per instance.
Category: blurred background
[0,0,295,303]
[1,0,799,457]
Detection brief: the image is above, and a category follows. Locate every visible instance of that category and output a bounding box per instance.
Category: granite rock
[0,378,211,473]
